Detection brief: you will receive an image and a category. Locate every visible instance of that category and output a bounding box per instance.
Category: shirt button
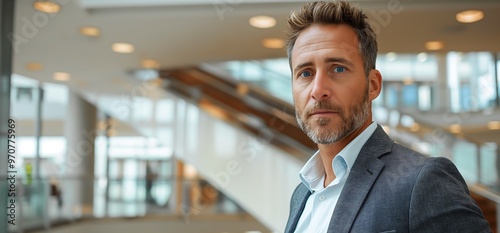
[319,195,326,201]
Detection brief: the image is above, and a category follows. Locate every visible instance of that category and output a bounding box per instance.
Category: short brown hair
[285,1,378,76]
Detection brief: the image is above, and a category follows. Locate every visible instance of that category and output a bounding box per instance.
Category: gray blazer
[285,125,491,233]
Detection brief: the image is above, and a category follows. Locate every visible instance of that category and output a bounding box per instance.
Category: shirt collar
[298,150,324,192]
[299,122,378,193]
[339,122,377,173]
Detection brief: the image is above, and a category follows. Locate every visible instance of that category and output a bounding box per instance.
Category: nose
[310,72,331,101]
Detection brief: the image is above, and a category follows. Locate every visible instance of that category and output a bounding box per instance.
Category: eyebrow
[293,62,313,74]
[325,57,354,67]
[293,57,355,74]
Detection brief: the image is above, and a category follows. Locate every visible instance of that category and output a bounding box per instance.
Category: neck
[318,119,372,187]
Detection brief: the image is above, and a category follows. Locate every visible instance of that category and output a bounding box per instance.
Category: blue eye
[300,70,312,78]
[333,67,346,73]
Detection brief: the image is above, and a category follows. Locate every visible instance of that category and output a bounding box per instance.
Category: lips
[308,109,338,118]
[304,101,342,119]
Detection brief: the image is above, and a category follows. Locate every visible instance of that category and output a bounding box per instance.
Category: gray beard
[295,92,370,145]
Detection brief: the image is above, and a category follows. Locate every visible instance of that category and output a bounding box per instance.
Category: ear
[368,69,382,101]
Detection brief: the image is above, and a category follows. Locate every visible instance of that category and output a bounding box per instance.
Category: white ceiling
[12,0,500,98]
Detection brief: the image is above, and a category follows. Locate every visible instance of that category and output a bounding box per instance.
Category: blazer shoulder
[409,156,491,232]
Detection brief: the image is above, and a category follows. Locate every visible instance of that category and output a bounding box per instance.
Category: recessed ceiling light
[249,16,276,28]
[425,41,444,51]
[142,59,159,69]
[26,62,43,71]
[449,124,461,133]
[53,72,70,81]
[262,38,284,49]
[33,1,60,14]
[488,121,500,130]
[112,43,134,53]
[80,27,100,37]
[456,10,484,23]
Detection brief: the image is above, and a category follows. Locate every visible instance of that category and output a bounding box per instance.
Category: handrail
[470,185,500,204]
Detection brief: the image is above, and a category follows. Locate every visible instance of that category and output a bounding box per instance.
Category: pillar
[497,143,500,233]
[434,53,451,111]
[63,91,97,217]
[496,144,500,186]
[0,0,15,231]
[493,52,499,107]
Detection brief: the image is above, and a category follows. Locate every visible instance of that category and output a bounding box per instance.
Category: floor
[29,215,272,233]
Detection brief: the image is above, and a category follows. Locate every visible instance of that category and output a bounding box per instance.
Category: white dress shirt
[294,122,377,233]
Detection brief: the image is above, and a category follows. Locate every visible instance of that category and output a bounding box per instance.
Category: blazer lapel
[285,184,312,233]
[327,125,393,233]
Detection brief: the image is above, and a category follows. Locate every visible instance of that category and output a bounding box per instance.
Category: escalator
[160,66,316,161]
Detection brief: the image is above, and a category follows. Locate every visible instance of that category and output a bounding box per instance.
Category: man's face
[291,24,371,144]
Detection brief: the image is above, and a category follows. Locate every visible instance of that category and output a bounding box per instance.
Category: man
[284,1,491,232]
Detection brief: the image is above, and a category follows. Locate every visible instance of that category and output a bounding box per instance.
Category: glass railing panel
[22,179,48,227]
[2,177,69,232]
[452,140,478,183]
[480,143,499,187]
[427,141,449,158]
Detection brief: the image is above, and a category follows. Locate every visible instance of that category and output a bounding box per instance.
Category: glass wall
[9,73,251,232]
[497,52,500,107]
[448,52,497,112]
[9,74,69,230]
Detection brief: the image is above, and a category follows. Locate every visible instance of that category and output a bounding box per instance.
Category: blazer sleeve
[409,157,492,232]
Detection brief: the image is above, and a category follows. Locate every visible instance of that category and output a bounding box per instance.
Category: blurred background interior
[1,0,500,232]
